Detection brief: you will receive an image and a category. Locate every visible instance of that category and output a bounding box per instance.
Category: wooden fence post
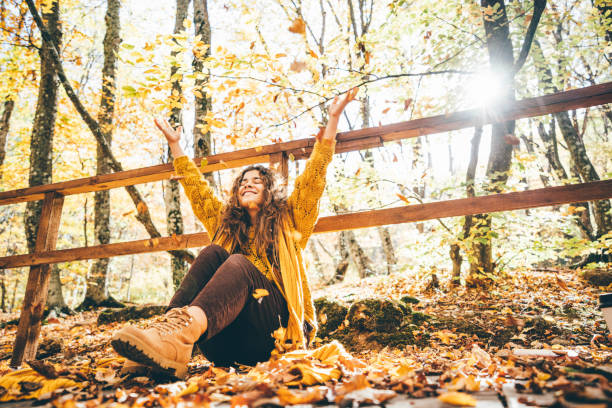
[10,191,64,368]
[270,152,289,187]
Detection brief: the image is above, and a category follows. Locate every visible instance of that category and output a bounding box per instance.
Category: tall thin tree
[165,0,190,290]
[80,0,123,309]
[24,0,61,309]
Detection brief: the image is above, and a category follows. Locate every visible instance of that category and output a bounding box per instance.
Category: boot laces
[150,307,193,335]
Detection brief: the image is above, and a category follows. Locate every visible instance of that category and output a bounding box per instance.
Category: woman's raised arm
[287,88,358,248]
[155,118,223,236]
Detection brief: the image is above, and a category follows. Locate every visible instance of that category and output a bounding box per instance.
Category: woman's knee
[198,244,228,259]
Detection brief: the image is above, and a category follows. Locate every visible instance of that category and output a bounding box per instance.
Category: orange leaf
[290,60,307,72]
[504,133,520,145]
[137,202,147,214]
[382,107,390,114]
[288,18,306,34]
[397,193,410,204]
[404,98,413,111]
[438,392,477,406]
[253,288,269,299]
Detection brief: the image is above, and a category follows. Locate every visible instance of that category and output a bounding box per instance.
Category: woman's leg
[190,254,289,366]
[167,244,229,310]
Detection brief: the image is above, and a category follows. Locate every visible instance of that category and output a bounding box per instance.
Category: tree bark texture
[165,0,190,290]
[83,0,121,307]
[451,127,482,281]
[362,150,397,274]
[24,0,195,265]
[595,0,612,62]
[533,41,611,237]
[472,0,517,275]
[24,0,61,253]
[554,110,611,237]
[0,98,15,181]
[192,0,216,187]
[46,265,70,314]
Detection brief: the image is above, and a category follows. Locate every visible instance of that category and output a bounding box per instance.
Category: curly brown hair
[212,165,289,275]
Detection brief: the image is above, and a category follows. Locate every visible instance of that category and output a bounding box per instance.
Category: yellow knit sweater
[173,140,335,349]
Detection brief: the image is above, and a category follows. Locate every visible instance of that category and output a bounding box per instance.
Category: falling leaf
[504,134,520,145]
[137,202,147,214]
[404,98,413,111]
[382,107,390,114]
[397,193,410,204]
[290,60,307,72]
[253,289,269,299]
[438,391,477,406]
[288,18,306,34]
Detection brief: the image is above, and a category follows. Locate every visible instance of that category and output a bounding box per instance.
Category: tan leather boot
[111,306,205,379]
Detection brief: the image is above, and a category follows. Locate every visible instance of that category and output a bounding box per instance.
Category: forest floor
[0,267,611,407]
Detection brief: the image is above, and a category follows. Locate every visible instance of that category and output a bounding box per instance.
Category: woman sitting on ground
[111,88,358,378]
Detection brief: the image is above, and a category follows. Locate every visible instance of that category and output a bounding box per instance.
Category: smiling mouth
[242,191,257,197]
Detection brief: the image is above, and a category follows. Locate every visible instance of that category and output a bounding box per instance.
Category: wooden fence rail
[2,82,612,367]
[1,82,611,206]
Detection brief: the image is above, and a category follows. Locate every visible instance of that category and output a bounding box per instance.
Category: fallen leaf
[438,391,477,406]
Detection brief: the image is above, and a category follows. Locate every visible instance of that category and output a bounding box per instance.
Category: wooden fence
[2,82,612,367]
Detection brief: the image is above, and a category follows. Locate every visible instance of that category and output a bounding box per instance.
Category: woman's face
[238,169,265,210]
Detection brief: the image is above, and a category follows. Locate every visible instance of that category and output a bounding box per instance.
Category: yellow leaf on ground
[438,391,477,406]
[0,369,82,402]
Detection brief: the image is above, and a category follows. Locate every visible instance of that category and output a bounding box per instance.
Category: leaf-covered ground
[1,268,611,407]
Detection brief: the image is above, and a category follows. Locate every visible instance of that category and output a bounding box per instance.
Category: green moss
[313,298,348,338]
[401,296,421,305]
[97,305,166,325]
[347,298,406,332]
[409,312,431,325]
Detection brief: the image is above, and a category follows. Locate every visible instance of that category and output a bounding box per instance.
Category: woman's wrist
[169,142,185,159]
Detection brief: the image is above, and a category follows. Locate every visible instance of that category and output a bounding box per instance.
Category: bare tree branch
[513,0,547,74]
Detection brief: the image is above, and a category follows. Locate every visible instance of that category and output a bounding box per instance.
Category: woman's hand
[154,118,182,144]
[317,87,358,144]
[155,118,186,158]
[327,87,358,119]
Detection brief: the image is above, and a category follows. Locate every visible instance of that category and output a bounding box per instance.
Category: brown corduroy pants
[167,244,289,367]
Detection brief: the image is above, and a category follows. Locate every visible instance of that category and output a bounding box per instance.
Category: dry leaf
[290,60,307,72]
[136,202,147,214]
[504,134,520,145]
[253,289,269,300]
[438,391,477,406]
[288,18,306,34]
[397,193,410,204]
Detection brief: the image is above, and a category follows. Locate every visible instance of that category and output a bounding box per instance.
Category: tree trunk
[307,239,324,280]
[24,0,195,266]
[471,0,516,277]
[80,0,122,310]
[595,1,612,62]
[534,41,612,239]
[554,109,611,237]
[332,231,351,283]
[0,98,15,181]
[165,0,190,290]
[1,269,6,312]
[46,265,71,314]
[192,0,215,188]
[452,126,482,283]
[24,0,60,257]
[347,229,373,279]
